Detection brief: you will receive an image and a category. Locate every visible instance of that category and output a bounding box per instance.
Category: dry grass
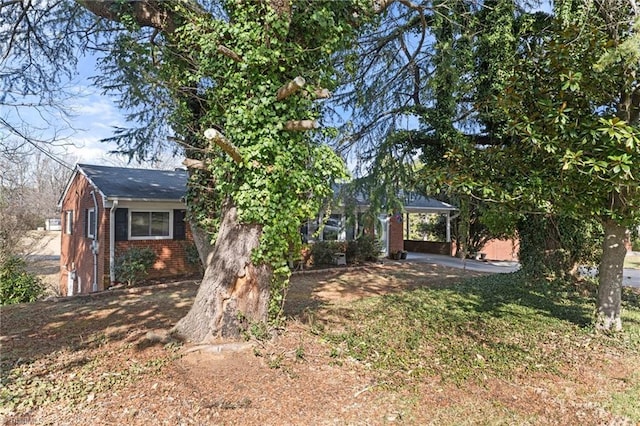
[2,263,639,425]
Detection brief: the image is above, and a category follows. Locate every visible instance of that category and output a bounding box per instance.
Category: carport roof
[336,185,457,214]
[403,194,457,213]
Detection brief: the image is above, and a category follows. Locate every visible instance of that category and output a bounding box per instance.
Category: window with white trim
[65,210,73,235]
[130,211,172,239]
[87,208,96,239]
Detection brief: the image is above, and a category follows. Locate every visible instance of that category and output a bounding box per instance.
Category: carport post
[405,213,409,240]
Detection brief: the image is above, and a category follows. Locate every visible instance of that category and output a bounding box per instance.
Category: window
[65,211,73,235]
[130,211,172,239]
[87,208,96,239]
[322,215,343,241]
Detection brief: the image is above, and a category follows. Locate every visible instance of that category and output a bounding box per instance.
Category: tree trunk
[172,202,272,342]
[596,218,627,331]
[189,221,214,268]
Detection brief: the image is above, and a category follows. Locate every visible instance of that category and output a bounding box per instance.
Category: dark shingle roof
[334,184,457,213]
[404,194,457,212]
[78,163,187,201]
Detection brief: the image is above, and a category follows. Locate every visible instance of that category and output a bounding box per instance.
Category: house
[306,188,517,261]
[302,188,459,257]
[58,164,199,296]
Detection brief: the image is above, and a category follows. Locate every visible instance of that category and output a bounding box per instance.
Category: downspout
[109,200,119,285]
[90,191,99,292]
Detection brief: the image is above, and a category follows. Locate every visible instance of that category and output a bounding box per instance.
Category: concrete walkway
[405,252,640,288]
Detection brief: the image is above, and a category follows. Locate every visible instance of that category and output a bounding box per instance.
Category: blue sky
[48,55,131,165]
[2,53,174,168]
[4,0,553,169]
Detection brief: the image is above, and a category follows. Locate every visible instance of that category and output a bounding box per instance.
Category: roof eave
[105,197,185,204]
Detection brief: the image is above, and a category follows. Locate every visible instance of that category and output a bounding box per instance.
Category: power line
[0,117,73,170]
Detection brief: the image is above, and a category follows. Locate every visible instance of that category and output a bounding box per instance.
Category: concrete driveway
[405,252,640,288]
[405,252,519,274]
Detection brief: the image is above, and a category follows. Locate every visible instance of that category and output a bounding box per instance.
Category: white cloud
[53,135,120,166]
[69,96,119,119]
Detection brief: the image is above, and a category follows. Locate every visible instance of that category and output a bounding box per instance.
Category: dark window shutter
[173,209,186,240]
[115,208,128,241]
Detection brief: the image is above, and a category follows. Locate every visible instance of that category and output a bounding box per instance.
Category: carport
[401,195,458,255]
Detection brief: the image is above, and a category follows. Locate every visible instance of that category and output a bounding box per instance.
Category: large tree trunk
[172,202,272,342]
[596,219,627,331]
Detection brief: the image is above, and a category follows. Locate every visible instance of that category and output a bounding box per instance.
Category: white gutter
[109,200,119,285]
[90,190,99,292]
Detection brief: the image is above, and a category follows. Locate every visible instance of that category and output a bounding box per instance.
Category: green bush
[184,242,203,269]
[518,214,602,279]
[114,247,157,286]
[310,241,346,266]
[346,234,383,263]
[631,227,640,252]
[0,256,44,305]
[310,236,382,267]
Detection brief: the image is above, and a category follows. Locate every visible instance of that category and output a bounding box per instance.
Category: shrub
[114,247,157,286]
[310,241,346,266]
[631,227,640,252]
[310,236,382,267]
[0,256,44,305]
[354,234,383,262]
[184,242,203,270]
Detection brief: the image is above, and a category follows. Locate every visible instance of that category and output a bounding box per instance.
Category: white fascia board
[104,199,186,210]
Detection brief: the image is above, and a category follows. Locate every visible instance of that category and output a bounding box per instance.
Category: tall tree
[0,140,72,260]
[421,0,639,330]
[491,0,640,330]
[1,0,388,341]
[338,0,639,331]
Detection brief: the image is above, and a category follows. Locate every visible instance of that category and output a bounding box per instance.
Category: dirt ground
[2,261,638,425]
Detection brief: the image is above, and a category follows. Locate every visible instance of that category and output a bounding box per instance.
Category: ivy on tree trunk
[64,0,380,342]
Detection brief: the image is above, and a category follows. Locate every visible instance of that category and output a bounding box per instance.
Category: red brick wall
[480,239,519,261]
[60,173,107,295]
[103,210,199,286]
[111,226,199,285]
[451,238,520,261]
[388,215,404,255]
[404,240,453,255]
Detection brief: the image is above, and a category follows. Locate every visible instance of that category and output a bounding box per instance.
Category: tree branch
[217,44,243,62]
[76,0,205,33]
[204,128,243,164]
[183,158,206,169]
[314,88,331,99]
[284,120,319,131]
[373,0,396,13]
[276,76,306,101]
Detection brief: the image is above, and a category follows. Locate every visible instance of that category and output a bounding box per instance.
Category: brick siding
[60,172,199,295]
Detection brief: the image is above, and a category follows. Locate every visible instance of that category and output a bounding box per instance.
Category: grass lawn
[1,264,639,424]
